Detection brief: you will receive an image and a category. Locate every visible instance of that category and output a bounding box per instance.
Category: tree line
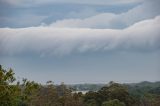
[0,65,160,106]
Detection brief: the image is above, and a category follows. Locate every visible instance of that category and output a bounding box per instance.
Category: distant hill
[68,81,160,92]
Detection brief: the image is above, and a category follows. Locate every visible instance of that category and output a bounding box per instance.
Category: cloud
[50,0,160,29]
[1,0,143,7]
[1,0,158,28]
[0,16,160,56]
[0,14,48,28]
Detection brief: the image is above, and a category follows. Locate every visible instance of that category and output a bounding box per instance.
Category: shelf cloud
[0,16,160,56]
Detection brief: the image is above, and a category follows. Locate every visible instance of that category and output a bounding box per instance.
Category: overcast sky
[0,0,160,84]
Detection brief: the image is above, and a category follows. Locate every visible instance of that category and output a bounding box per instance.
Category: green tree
[98,82,135,106]
[85,99,97,106]
[0,65,20,106]
[102,99,125,106]
[84,91,99,106]
[18,78,40,106]
[29,81,60,106]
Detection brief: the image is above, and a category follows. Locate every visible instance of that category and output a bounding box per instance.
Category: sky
[0,0,160,84]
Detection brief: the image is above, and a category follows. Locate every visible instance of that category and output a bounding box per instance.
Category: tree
[85,99,97,106]
[29,81,60,106]
[98,82,135,106]
[102,99,125,106]
[18,78,40,106]
[84,91,100,106]
[0,65,19,106]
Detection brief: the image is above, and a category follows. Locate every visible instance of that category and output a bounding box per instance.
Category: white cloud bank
[0,16,160,56]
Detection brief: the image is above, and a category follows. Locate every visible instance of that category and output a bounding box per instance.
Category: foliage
[0,65,19,106]
[0,65,160,106]
[102,99,125,106]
